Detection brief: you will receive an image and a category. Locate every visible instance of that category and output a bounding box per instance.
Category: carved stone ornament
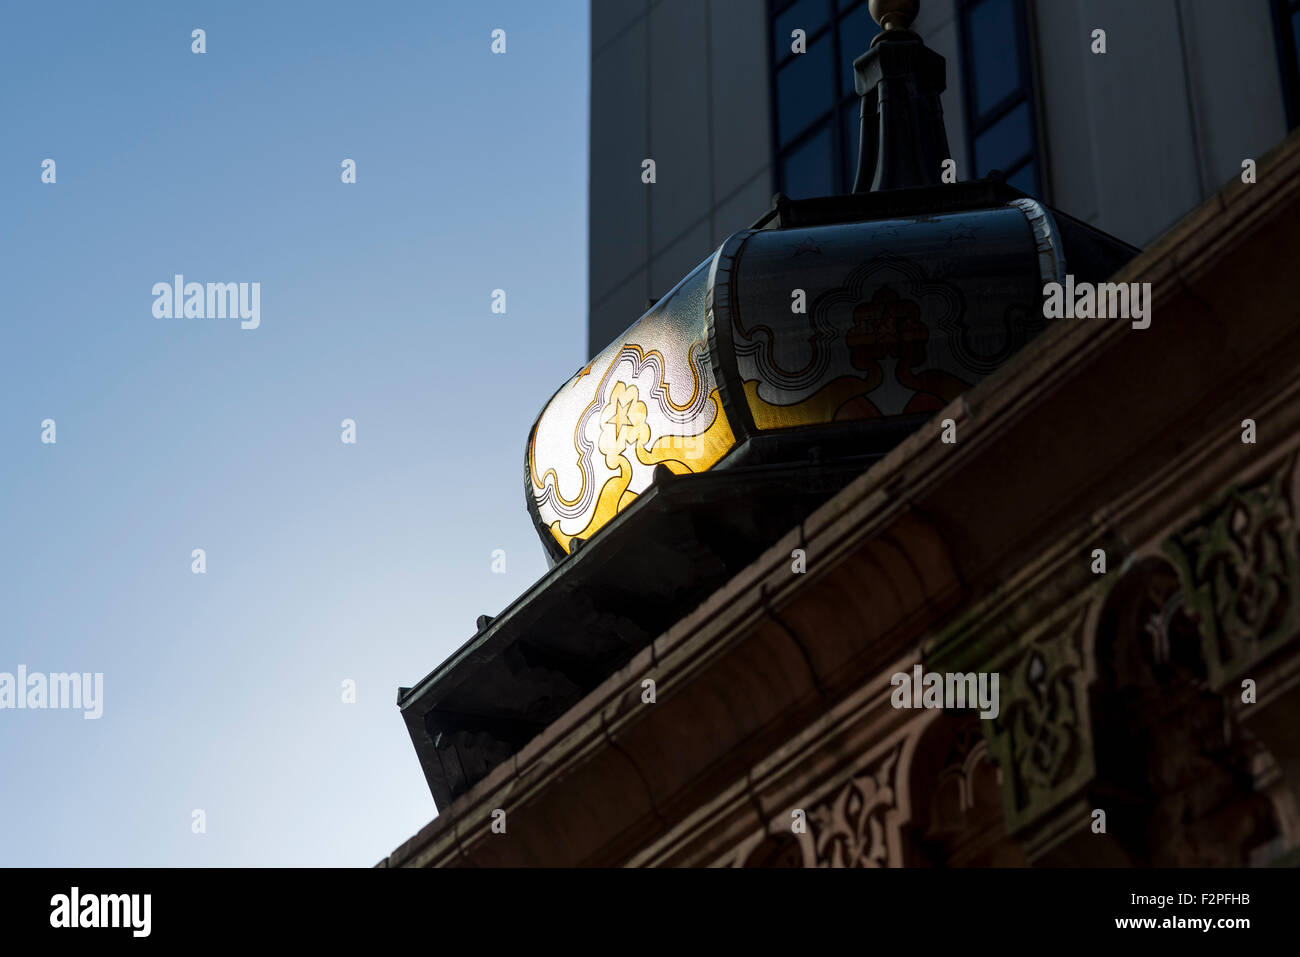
[1164,457,1300,688]
[808,747,901,867]
[986,606,1093,834]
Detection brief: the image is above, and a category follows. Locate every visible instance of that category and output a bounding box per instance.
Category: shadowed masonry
[0,666,102,719]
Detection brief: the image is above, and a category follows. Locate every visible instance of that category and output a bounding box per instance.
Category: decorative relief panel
[1164,456,1300,688]
[908,715,1028,866]
[986,605,1095,835]
[806,746,902,868]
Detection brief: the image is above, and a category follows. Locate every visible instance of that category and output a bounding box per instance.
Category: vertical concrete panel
[709,0,773,201]
[1182,0,1288,191]
[1031,0,1099,217]
[712,167,774,248]
[650,220,713,300]
[589,268,649,358]
[590,21,650,303]
[1073,0,1202,246]
[648,0,711,254]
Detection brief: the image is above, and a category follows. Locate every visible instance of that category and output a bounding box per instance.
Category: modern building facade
[588,0,1297,355]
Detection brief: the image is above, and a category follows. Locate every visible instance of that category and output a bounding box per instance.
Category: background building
[588,0,1299,355]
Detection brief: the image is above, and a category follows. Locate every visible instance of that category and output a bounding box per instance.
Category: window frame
[768,0,877,199]
[1272,0,1300,130]
[956,0,1043,197]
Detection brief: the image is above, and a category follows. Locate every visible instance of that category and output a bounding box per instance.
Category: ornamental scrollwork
[807,748,900,868]
[1163,459,1299,687]
[986,607,1092,834]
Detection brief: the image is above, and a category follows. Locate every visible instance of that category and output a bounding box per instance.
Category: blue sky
[0,1,588,865]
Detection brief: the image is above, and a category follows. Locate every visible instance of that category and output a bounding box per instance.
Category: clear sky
[0,1,589,865]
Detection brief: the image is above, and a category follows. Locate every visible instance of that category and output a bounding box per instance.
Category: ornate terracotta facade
[383,130,1300,870]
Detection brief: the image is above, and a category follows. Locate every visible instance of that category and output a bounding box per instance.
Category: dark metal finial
[852,0,952,192]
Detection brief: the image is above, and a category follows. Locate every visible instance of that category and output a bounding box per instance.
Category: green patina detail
[1162,463,1299,689]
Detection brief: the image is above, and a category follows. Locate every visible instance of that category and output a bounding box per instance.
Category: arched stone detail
[1154,450,1300,865]
[905,710,1028,866]
[730,757,907,868]
[1077,555,1276,865]
[717,670,941,868]
[732,710,935,868]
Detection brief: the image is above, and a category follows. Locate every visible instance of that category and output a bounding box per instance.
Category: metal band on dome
[1008,197,1067,288]
[705,229,759,443]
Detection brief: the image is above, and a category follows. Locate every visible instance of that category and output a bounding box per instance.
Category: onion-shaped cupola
[526,0,1135,563]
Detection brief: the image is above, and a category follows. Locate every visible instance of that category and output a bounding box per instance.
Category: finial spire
[869,0,920,32]
[852,0,951,192]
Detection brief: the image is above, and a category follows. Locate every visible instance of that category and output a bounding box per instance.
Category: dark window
[775,31,835,145]
[774,0,832,66]
[836,1,876,97]
[958,0,1042,197]
[780,122,836,199]
[770,0,879,198]
[972,100,1032,176]
[1273,0,1300,129]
